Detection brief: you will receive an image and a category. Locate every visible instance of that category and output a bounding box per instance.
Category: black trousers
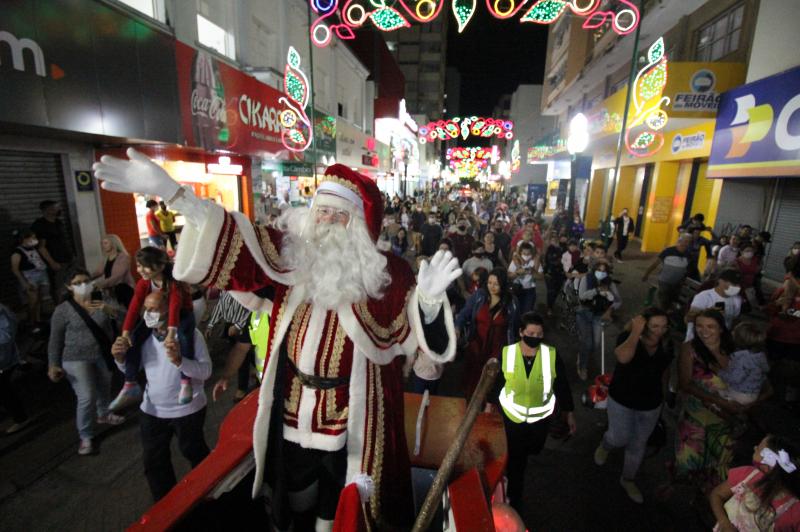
[615,234,629,258]
[503,414,552,513]
[0,368,28,424]
[140,408,210,502]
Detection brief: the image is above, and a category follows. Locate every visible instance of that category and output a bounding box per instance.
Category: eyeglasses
[315,206,351,224]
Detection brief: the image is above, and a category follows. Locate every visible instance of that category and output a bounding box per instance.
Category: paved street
[0,242,775,531]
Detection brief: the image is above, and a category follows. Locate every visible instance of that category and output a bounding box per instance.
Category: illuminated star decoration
[309,0,639,47]
[418,116,514,144]
[625,37,670,157]
[279,46,314,153]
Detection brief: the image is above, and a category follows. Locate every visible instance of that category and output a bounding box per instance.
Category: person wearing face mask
[570,215,585,241]
[47,267,125,455]
[461,243,494,287]
[10,229,50,333]
[685,269,743,342]
[111,291,211,502]
[508,242,543,315]
[594,309,674,503]
[784,241,800,274]
[576,261,621,380]
[490,312,576,515]
[717,235,742,269]
[448,216,475,264]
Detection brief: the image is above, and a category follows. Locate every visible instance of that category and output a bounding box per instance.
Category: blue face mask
[595,271,608,281]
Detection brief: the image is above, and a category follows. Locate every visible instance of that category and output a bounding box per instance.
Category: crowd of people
[1,185,799,530]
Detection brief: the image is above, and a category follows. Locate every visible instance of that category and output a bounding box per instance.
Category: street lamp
[567,113,590,216]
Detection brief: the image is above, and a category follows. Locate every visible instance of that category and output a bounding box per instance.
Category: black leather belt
[287,359,349,390]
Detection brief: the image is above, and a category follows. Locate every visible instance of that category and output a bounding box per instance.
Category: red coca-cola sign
[176,41,285,156]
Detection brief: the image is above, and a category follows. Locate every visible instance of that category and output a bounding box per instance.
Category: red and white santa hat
[315,164,383,242]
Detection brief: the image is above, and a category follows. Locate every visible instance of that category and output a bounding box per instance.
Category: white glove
[417,250,462,303]
[92,148,207,227]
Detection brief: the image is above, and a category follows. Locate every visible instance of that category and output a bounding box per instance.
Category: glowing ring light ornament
[416,0,438,20]
[613,8,638,35]
[311,22,332,47]
[311,0,337,14]
[486,0,527,19]
[568,0,598,15]
[344,2,367,25]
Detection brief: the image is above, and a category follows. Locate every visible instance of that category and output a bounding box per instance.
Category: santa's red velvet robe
[172,205,456,526]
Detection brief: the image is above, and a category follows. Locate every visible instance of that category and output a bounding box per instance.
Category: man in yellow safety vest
[212,309,270,402]
[492,311,576,515]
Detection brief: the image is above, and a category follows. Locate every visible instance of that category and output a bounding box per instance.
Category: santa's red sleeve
[333,483,368,532]
[171,203,290,293]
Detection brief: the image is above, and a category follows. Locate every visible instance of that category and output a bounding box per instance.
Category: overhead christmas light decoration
[511,140,521,173]
[446,146,493,170]
[527,139,568,162]
[279,47,314,153]
[418,116,514,143]
[309,0,639,47]
[625,37,670,158]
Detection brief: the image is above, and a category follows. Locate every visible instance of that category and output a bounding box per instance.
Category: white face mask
[521,254,532,261]
[793,249,800,256]
[71,282,93,298]
[742,251,754,259]
[724,285,741,297]
[24,239,39,248]
[143,310,162,329]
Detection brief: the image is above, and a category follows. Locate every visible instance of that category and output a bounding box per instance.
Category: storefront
[708,64,800,281]
[336,119,384,178]
[0,0,181,303]
[581,61,746,254]
[375,100,421,197]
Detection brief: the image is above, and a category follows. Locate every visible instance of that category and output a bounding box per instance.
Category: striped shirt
[206,291,251,332]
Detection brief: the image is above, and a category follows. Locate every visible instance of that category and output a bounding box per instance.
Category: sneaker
[179,380,193,405]
[98,413,126,426]
[594,444,609,466]
[4,418,32,435]
[620,478,644,504]
[577,367,588,381]
[109,383,142,412]
[78,438,94,456]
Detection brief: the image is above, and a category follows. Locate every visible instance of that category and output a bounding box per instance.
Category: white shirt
[117,328,211,418]
[509,258,542,289]
[685,288,742,341]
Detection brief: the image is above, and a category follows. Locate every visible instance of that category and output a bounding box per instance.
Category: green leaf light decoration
[521,0,568,23]
[633,132,655,149]
[370,6,411,31]
[452,0,477,33]
[648,37,665,63]
[286,71,305,105]
[637,61,667,101]
[287,46,301,69]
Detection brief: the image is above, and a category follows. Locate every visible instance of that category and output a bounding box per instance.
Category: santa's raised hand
[416,250,462,309]
[93,148,207,226]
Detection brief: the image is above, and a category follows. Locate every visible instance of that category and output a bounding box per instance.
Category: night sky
[446,7,549,116]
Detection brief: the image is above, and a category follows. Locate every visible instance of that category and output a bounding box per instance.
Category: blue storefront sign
[708,65,800,178]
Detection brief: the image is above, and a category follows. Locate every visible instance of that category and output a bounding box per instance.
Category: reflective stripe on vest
[249,311,270,381]
[499,343,557,424]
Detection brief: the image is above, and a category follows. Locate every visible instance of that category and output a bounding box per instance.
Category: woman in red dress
[455,267,520,400]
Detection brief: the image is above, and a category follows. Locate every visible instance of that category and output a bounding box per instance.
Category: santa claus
[93,149,460,530]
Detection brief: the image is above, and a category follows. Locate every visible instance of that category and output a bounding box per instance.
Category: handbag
[67,299,115,371]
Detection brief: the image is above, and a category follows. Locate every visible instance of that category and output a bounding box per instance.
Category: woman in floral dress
[676,309,743,492]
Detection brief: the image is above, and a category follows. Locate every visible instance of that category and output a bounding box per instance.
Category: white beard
[277,207,391,309]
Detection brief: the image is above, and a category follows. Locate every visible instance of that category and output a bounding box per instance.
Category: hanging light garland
[279,47,314,153]
[624,37,670,157]
[418,116,514,143]
[309,0,639,47]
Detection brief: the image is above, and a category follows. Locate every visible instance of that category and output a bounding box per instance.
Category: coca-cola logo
[191,88,226,122]
[239,93,280,133]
